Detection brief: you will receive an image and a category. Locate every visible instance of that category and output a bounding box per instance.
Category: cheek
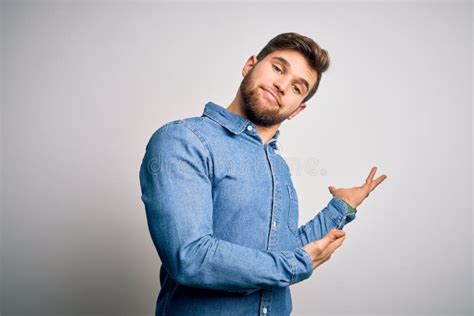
[254,69,275,85]
[284,103,302,114]
[281,96,302,110]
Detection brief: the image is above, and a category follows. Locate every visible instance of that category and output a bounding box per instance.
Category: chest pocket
[286,184,299,236]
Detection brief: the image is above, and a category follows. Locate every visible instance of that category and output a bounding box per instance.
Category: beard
[239,68,289,127]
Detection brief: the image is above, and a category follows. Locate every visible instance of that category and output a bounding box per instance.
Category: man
[139,32,387,315]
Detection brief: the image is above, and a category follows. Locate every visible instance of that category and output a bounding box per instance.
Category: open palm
[328,166,387,209]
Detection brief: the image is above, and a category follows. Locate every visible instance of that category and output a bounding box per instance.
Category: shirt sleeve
[139,121,313,294]
[296,197,357,247]
[343,200,357,214]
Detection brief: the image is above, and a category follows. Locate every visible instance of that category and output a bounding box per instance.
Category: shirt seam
[282,251,296,285]
[180,120,215,183]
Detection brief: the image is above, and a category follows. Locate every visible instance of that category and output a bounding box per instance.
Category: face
[238,49,317,127]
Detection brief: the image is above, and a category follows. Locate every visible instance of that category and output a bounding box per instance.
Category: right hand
[302,228,346,270]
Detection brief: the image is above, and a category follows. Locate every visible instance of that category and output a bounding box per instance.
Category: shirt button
[247,125,253,132]
[272,221,277,228]
[262,307,268,314]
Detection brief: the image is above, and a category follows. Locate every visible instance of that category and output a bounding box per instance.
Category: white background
[1,1,472,315]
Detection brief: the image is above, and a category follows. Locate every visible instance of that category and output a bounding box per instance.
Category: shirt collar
[202,101,281,148]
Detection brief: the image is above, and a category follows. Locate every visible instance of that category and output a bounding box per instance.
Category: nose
[273,77,291,95]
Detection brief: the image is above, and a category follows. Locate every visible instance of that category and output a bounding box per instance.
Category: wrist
[342,199,357,212]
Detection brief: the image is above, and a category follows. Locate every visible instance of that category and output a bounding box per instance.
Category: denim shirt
[139,101,357,316]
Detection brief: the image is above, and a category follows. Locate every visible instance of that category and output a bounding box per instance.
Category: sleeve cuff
[326,197,357,229]
[342,200,357,213]
[283,248,314,285]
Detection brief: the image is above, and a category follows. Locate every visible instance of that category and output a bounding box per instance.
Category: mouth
[262,88,280,107]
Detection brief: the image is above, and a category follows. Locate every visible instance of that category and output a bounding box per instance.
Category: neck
[226,91,280,145]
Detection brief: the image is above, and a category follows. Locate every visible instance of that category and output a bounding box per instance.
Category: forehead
[265,49,317,83]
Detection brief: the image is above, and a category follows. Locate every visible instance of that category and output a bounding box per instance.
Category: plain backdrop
[1,0,472,315]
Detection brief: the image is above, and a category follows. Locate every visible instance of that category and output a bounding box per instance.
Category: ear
[287,103,307,120]
[242,55,258,77]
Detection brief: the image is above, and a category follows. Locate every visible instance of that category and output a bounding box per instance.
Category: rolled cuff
[326,197,357,229]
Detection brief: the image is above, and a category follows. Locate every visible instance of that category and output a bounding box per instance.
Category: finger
[370,174,387,191]
[316,237,345,267]
[328,186,336,195]
[319,235,346,258]
[365,166,377,183]
[331,235,346,252]
[329,228,346,240]
[319,233,345,255]
[316,255,331,267]
[318,229,345,250]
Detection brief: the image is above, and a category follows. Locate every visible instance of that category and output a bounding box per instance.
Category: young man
[139,32,387,316]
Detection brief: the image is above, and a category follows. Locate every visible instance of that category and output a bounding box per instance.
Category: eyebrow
[271,56,310,93]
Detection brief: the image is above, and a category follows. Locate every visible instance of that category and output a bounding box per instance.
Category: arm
[139,121,313,294]
[298,165,388,247]
[296,197,357,247]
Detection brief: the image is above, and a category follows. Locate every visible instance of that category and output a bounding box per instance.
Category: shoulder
[143,117,213,178]
[146,117,209,155]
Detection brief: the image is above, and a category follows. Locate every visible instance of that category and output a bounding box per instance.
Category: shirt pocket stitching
[286,184,298,237]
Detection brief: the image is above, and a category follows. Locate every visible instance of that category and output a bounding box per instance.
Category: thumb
[328,186,336,195]
[328,228,345,240]
[319,228,345,248]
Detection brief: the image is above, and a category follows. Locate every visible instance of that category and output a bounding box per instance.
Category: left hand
[328,166,387,209]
